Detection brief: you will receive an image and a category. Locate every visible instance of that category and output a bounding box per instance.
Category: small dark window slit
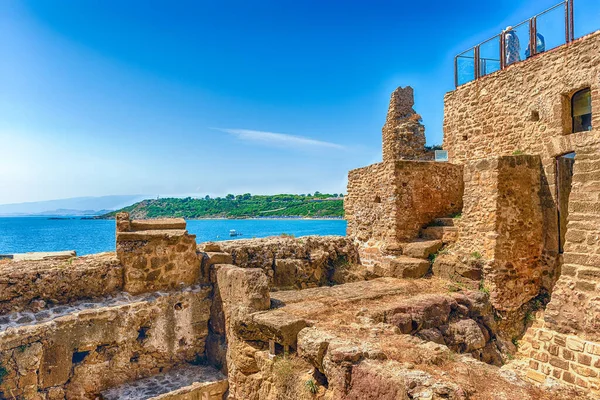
[72,350,90,364]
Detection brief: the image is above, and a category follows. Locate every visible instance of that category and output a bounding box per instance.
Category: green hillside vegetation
[101,193,344,219]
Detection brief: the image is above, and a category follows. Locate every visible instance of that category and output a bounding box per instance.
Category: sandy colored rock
[402,240,442,259]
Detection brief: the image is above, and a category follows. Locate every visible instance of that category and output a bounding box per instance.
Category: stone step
[421,226,458,244]
[431,217,455,227]
[130,218,187,231]
[239,309,308,350]
[401,240,443,259]
[100,364,228,400]
[374,256,431,279]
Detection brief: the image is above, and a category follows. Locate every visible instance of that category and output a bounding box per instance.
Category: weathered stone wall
[521,312,600,393]
[490,156,546,311]
[345,162,397,248]
[513,126,600,392]
[438,155,547,312]
[543,145,600,341]
[382,86,429,162]
[393,161,463,241]
[346,161,464,252]
[0,286,211,399]
[444,30,600,259]
[116,213,202,295]
[444,30,600,164]
[0,253,122,315]
[199,236,361,290]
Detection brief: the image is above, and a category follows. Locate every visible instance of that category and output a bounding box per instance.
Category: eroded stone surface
[0,252,123,315]
[116,213,201,295]
[100,364,227,400]
[201,235,361,289]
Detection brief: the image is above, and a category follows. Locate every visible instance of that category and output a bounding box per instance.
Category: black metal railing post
[474,46,481,80]
[529,18,536,57]
[569,0,575,42]
[500,32,506,70]
[454,56,459,88]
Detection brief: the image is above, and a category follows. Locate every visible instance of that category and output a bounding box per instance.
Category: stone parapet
[116,212,201,295]
[199,235,361,289]
[0,252,123,315]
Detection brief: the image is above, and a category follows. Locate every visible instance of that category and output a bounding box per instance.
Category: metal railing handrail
[455,0,575,87]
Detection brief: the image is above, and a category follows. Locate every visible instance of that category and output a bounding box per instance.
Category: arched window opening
[572,88,592,133]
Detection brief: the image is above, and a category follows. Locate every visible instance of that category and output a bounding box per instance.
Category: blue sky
[1,0,599,204]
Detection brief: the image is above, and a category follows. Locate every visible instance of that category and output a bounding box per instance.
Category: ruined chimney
[382,86,427,163]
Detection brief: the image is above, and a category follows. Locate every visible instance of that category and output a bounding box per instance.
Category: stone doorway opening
[556,152,575,254]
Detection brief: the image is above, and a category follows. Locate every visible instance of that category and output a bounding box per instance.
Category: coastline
[95,215,345,221]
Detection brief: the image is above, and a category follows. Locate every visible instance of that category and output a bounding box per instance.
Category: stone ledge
[130,218,187,231]
[10,251,76,261]
[117,229,189,241]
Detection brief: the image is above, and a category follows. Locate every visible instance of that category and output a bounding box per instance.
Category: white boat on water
[229,229,242,237]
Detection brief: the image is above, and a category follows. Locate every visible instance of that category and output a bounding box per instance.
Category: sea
[0,217,347,256]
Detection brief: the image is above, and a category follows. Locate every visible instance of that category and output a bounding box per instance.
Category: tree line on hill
[100,193,345,219]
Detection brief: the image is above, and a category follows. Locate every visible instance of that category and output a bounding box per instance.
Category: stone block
[578,353,592,366]
[538,330,553,341]
[567,337,585,352]
[205,252,233,267]
[549,356,570,370]
[526,369,547,383]
[587,342,600,356]
[562,348,575,361]
[375,256,430,279]
[401,240,442,259]
[563,371,576,384]
[239,309,308,347]
[554,334,566,347]
[572,364,598,378]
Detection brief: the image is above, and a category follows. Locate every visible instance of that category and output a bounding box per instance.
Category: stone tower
[382,86,427,162]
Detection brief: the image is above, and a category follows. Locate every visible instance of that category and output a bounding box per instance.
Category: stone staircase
[375,217,458,279]
[420,217,459,243]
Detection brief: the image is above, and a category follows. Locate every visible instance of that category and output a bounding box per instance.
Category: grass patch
[512,150,524,155]
[280,233,295,238]
[305,378,318,394]
[272,354,317,399]
[470,251,482,260]
[525,311,536,323]
[479,280,490,296]
[512,337,520,349]
[429,247,449,264]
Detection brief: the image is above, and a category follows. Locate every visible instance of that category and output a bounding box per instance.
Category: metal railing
[455,0,575,87]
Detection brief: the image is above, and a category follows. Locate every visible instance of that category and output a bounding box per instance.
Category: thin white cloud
[214,128,346,150]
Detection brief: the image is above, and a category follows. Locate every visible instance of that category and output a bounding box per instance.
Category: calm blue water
[0,217,347,256]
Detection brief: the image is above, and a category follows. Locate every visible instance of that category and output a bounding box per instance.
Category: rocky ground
[239,277,590,399]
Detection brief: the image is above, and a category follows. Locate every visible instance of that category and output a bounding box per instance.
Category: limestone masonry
[2,22,600,400]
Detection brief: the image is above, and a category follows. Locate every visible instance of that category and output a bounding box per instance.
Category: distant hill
[0,195,147,216]
[100,194,344,219]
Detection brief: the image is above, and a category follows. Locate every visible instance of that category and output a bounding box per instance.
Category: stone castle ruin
[1,7,600,400]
